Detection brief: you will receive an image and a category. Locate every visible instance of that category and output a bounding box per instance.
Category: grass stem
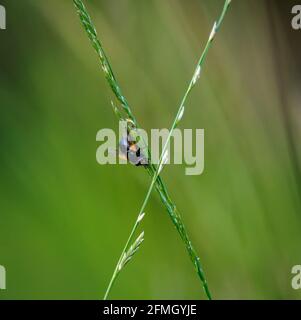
[73,0,231,300]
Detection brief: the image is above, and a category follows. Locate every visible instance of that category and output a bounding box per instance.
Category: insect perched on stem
[118,119,149,167]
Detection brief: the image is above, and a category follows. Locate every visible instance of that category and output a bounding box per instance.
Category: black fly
[118,121,148,167]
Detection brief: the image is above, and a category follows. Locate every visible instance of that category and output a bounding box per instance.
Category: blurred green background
[1,0,301,299]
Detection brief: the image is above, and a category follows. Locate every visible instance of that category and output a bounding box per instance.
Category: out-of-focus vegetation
[0,0,301,299]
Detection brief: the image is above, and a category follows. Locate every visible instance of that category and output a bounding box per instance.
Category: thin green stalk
[103,216,144,300]
[104,162,164,300]
[103,0,231,300]
[73,0,231,300]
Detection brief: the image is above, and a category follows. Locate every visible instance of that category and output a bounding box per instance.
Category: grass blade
[73,0,231,300]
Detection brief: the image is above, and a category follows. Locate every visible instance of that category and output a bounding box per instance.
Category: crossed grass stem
[73,0,231,300]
